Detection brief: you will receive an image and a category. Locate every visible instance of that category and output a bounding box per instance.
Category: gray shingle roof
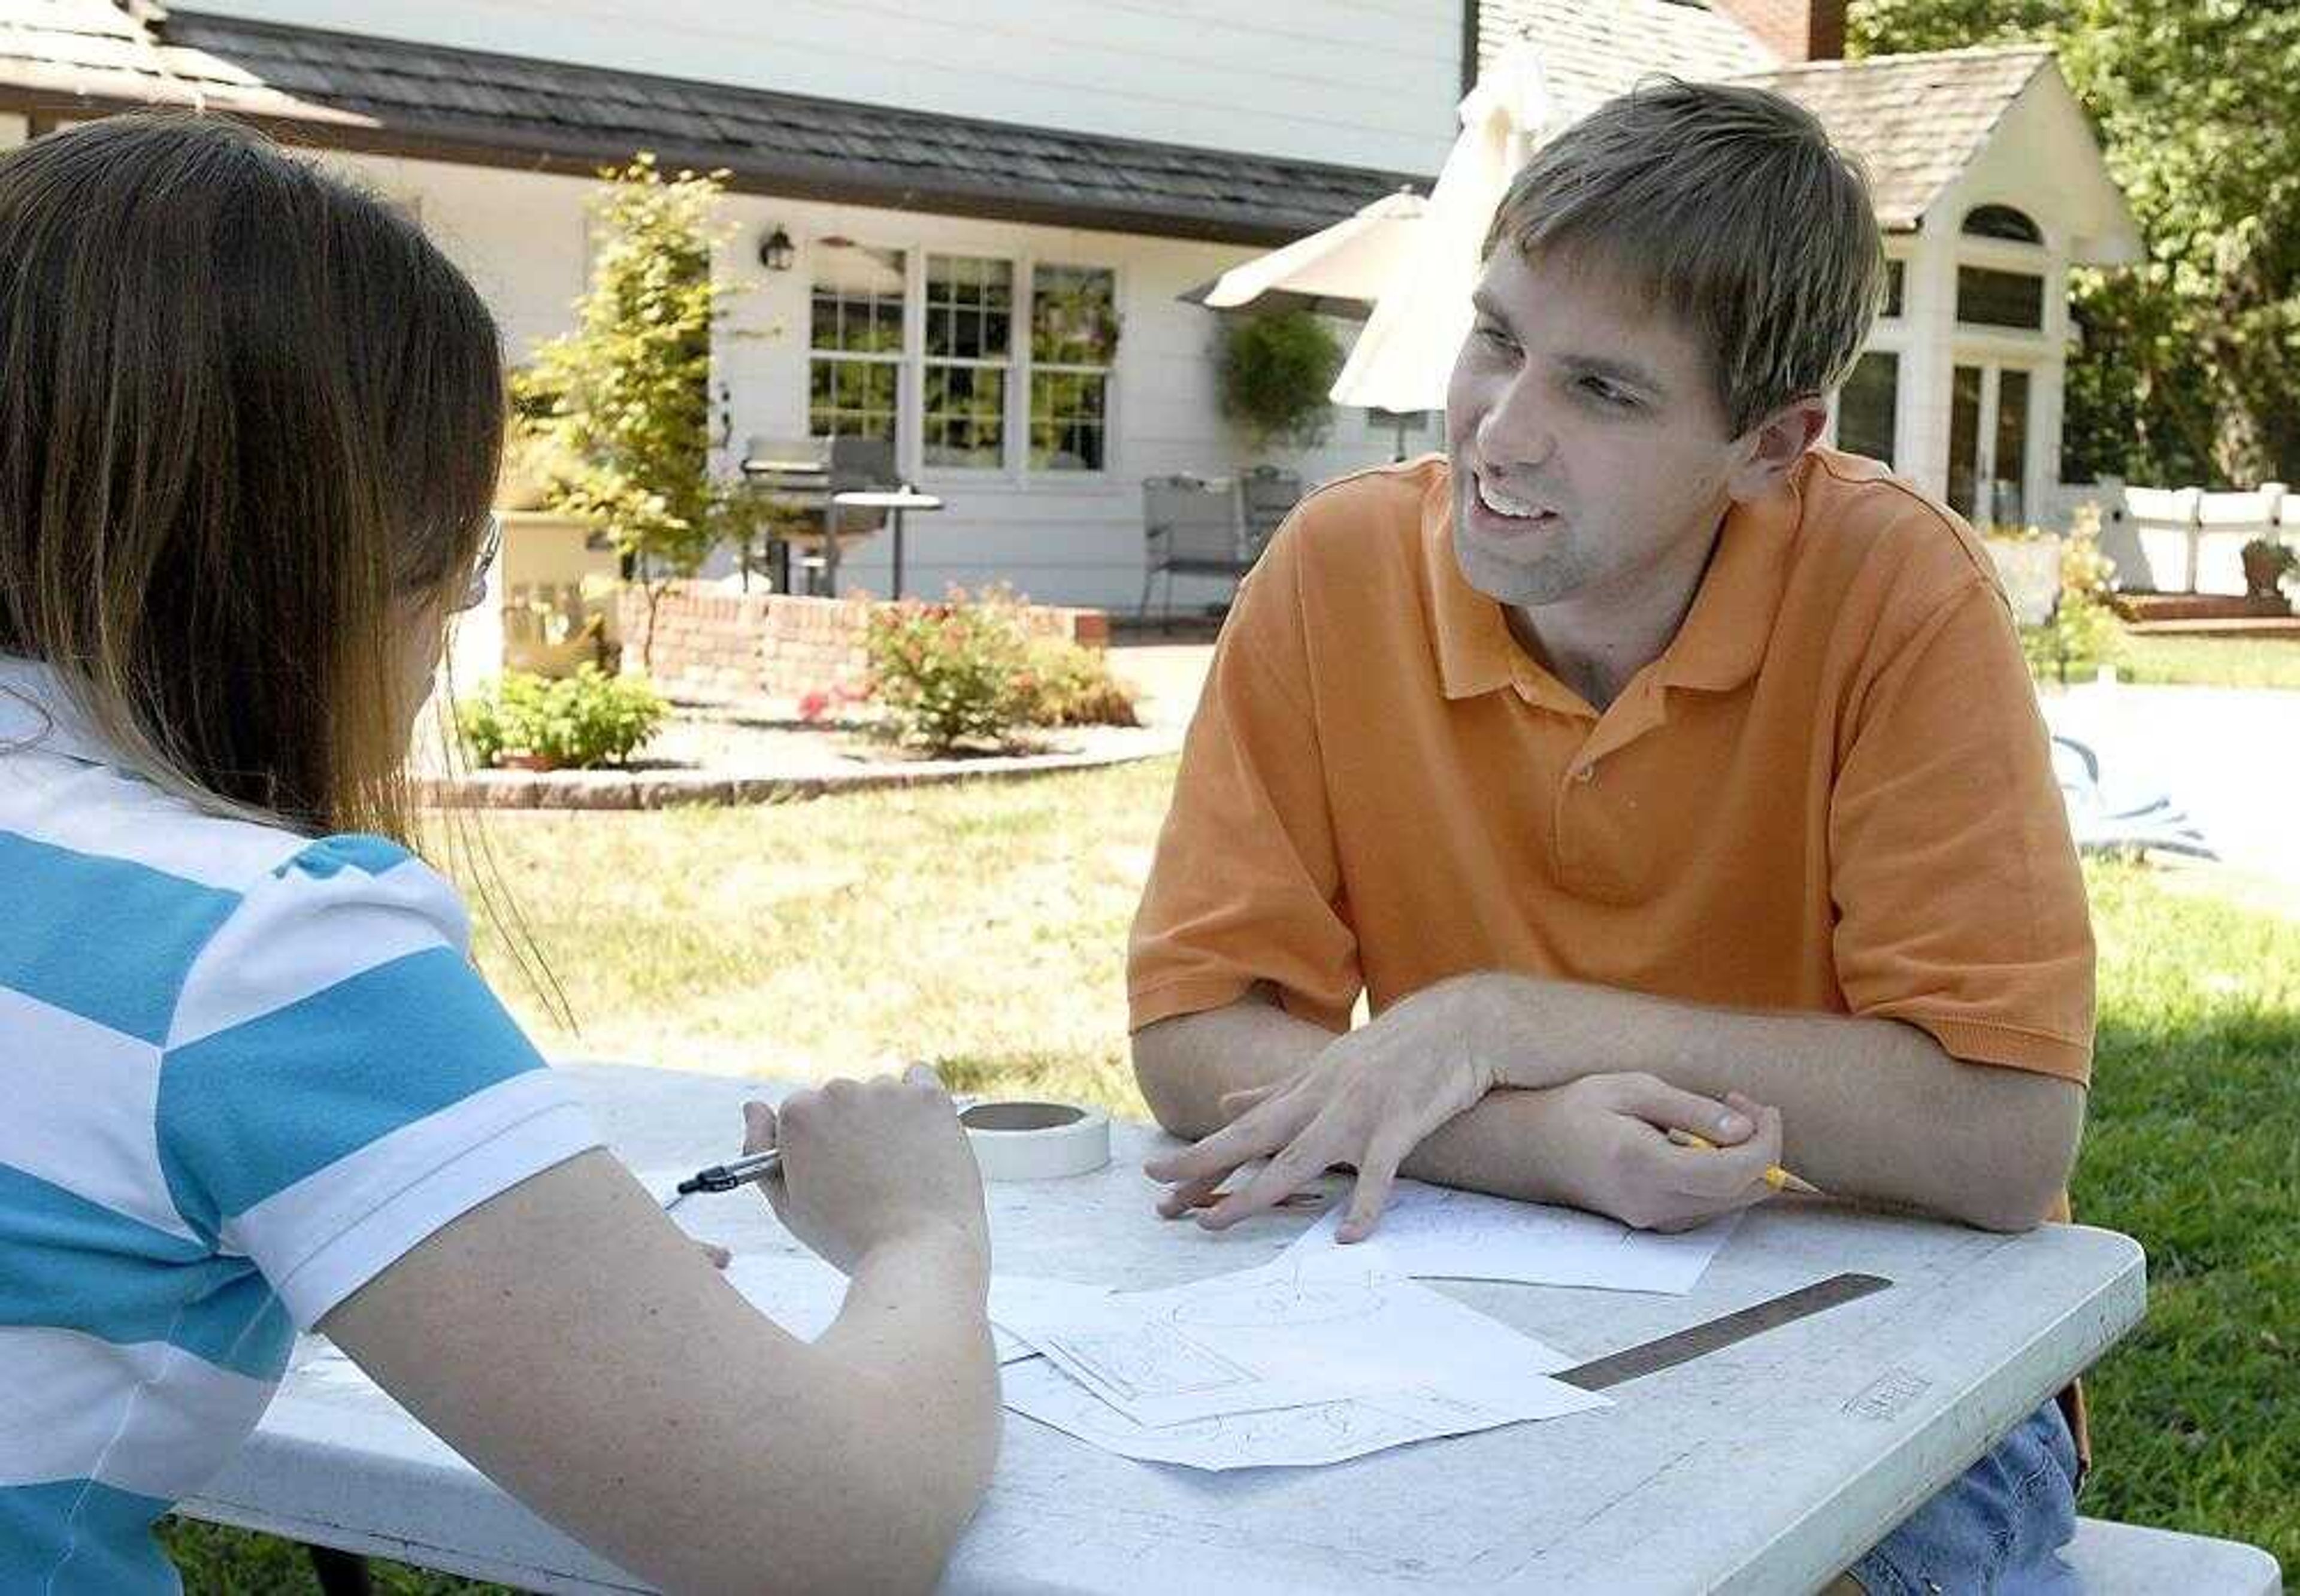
[1478,0,1776,122]
[1475,1,2057,231]
[1730,47,2054,229]
[0,1,1427,245]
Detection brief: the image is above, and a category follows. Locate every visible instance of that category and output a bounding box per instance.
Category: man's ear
[1725,396,1829,502]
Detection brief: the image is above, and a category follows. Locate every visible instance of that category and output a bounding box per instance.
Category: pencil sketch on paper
[1049,1321,1257,1401]
[1167,1276,1388,1331]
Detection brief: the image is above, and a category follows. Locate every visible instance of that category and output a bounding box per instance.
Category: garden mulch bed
[417,698,1183,810]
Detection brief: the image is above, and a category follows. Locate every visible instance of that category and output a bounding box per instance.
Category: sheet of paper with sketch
[989,1261,1608,1430]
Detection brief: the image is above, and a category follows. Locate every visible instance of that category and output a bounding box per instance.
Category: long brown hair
[0,113,506,839]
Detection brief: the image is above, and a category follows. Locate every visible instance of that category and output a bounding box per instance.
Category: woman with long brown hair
[0,113,997,1594]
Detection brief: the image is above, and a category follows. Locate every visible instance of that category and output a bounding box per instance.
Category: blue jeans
[1850,1401,2082,1595]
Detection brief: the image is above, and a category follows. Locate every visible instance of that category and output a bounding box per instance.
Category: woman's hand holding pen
[743,1065,990,1277]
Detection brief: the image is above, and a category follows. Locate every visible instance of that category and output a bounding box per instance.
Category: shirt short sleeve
[1128,528,1363,1034]
[1829,581,2096,1082]
[155,834,603,1327]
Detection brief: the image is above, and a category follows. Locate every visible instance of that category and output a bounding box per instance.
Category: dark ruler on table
[1557,1272,1894,1391]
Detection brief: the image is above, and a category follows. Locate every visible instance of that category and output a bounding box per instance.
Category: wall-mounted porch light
[758,226,795,272]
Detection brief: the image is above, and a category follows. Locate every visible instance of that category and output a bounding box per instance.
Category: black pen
[673,1148,781,1198]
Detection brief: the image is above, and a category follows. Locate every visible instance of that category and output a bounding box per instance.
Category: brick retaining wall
[615,582,1109,702]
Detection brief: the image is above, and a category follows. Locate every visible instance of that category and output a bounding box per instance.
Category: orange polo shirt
[1129,450,2094,1079]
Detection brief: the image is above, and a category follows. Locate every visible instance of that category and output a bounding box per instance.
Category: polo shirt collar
[1422,467,1802,702]
[0,655,125,766]
[1655,474,1802,693]
[1423,483,1524,702]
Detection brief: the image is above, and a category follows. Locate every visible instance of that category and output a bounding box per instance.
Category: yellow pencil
[1666,1128,1824,1196]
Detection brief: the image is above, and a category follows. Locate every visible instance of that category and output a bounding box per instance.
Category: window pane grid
[1030,370,1108,472]
[1032,265,1118,369]
[809,354,900,448]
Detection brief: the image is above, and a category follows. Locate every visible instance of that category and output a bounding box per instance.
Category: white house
[1480,0,2142,534]
[2,0,2139,610]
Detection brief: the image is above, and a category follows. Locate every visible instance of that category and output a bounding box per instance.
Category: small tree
[515,155,773,661]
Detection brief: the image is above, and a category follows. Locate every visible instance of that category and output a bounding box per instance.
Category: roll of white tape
[959,1100,1110,1181]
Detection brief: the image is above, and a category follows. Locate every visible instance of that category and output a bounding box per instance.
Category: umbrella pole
[1393,412,1410,464]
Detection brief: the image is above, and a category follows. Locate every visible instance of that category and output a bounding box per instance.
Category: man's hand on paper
[1521,1075,1784,1232]
[1142,988,1503,1241]
[745,1065,991,1274]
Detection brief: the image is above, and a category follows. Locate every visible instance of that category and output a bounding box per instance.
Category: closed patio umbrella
[1179,188,1429,321]
[1328,42,1559,419]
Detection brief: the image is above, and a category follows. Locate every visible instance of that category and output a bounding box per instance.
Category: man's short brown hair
[1485,78,1886,436]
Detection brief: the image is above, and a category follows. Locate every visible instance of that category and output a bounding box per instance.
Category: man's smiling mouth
[1472,471,1561,528]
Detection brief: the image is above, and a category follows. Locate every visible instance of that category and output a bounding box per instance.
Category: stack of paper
[986,1261,1608,1471]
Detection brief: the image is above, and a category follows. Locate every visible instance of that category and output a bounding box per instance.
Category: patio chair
[1141,474,1257,628]
[1239,465,1303,558]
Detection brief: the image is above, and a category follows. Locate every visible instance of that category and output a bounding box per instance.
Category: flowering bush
[797,682,870,725]
[457,665,668,770]
[863,587,1036,752]
[2019,511,2125,685]
[1018,637,1140,728]
[861,586,1139,751]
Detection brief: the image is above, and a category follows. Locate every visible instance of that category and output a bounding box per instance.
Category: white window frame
[1020,258,1121,487]
[1947,358,2042,529]
[807,241,910,463]
[918,251,1019,478]
[1824,241,1914,464]
[806,238,1122,490]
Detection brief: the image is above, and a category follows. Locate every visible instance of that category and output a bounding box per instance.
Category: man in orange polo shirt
[1130,81,2092,1594]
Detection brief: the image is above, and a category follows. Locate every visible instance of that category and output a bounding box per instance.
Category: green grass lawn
[166,759,2296,1587]
[2044,631,2300,690]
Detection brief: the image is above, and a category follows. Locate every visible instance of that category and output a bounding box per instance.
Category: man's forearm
[1133,984,1329,1139]
[1133,976,2083,1231]
[1461,973,2081,1229]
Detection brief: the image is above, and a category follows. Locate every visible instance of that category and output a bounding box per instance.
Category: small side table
[830,487,945,599]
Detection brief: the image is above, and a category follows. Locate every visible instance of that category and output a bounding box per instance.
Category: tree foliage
[1850,0,2300,486]
[514,156,771,583]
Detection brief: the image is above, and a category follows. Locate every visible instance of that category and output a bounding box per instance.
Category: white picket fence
[2042,479,2293,593]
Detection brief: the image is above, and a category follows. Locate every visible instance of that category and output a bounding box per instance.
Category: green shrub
[1018,637,1140,728]
[864,588,1036,752]
[457,666,668,770]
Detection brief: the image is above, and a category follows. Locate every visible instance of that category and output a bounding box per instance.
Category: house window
[922,255,1012,469]
[1836,351,1898,467]
[1962,204,2043,244]
[1030,265,1117,473]
[809,241,907,449]
[1948,362,2033,527]
[1993,369,2031,525]
[1956,266,2045,331]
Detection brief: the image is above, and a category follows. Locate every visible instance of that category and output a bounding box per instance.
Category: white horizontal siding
[0,113,25,147]
[178,0,1461,173]
[313,149,1408,613]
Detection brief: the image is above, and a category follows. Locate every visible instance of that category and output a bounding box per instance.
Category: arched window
[1962,205,2043,244]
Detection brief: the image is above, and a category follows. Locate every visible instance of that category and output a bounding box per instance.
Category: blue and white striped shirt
[0,657,601,1594]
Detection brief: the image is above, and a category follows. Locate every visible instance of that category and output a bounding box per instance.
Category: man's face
[1445,246,1747,611]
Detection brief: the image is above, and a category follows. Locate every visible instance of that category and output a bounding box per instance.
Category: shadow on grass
[2072,1009,2298,1570]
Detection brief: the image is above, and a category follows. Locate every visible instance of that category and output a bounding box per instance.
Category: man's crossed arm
[1133,974,2084,1239]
